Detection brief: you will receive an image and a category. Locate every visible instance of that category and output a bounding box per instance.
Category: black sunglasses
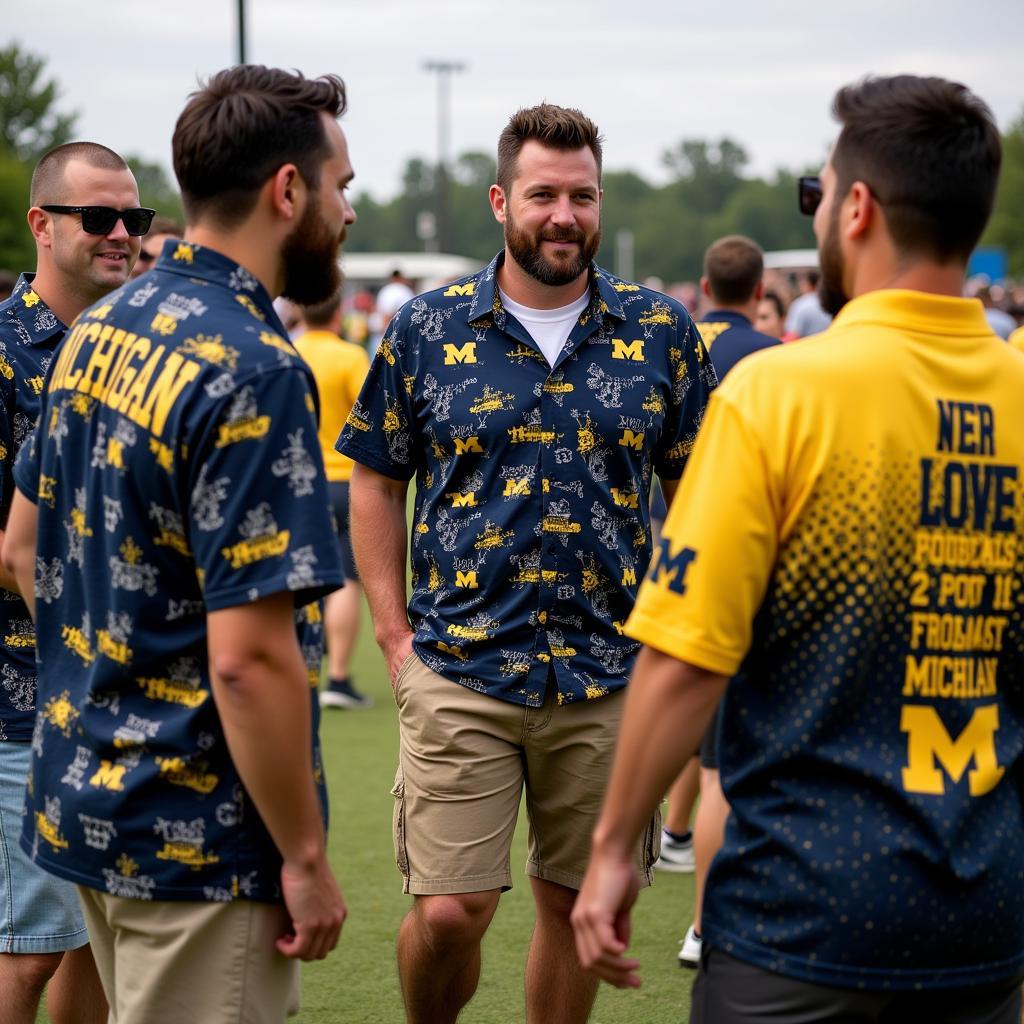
[797,177,822,216]
[41,205,157,237]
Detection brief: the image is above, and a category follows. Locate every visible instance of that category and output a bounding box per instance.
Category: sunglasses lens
[79,208,119,235]
[122,209,156,236]
[799,178,822,216]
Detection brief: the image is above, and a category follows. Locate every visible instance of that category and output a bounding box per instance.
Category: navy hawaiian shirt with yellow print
[13,240,343,902]
[338,252,715,706]
[0,274,66,742]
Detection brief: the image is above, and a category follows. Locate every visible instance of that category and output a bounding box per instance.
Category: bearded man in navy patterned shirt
[340,103,715,1024]
[3,67,355,1024]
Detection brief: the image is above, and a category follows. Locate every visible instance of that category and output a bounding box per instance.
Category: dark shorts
[691,946,1024,1024]
[327,480,357,580]
[699,705,720,770]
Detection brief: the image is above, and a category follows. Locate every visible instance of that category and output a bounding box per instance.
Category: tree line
[1,43,1022,282]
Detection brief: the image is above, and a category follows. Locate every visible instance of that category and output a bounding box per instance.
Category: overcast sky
[7,1,1023,202]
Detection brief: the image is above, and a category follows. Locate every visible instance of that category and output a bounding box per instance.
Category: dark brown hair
[761,289,786,320]
[496,103,603,194]
[172,65,347,227]
[831,75,1001,262]
[301,288,342,329]
[30,142,129,206]
[703,235,763,306]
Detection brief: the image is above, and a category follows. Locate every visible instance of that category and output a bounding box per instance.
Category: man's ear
[269,164,305,222]
[699,276,711,299]
[844,180,874,241]
[26,207,53,249]
[488,184,507,226]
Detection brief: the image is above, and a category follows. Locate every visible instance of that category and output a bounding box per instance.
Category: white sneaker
[678,925,702,968]
[653,830,695,873]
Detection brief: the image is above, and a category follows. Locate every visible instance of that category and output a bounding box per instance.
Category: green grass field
[37,606,698,1023]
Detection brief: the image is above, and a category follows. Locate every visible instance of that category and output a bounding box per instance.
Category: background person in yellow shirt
[573,74,1024,1023]
[295,289,372,708]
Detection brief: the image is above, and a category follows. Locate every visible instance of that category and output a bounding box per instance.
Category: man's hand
[571,849,642,988]
[277,855,347,961]
[383,629,415,688]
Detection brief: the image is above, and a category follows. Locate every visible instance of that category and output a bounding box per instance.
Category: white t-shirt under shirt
[499,288,590,366]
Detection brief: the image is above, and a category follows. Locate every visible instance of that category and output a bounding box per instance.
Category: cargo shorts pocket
[391,651,418,700]
[391,765,410,878]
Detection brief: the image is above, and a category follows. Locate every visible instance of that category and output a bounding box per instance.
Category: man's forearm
[592,648,727,859]
[208,597,327,868]
[349,464,411,648]
[0,530,24,596]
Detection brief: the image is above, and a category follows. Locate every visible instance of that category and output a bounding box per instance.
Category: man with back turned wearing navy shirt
[695,235,779,381]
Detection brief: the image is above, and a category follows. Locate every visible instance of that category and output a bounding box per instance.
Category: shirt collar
[154,239,284,331]
[700,309,752,328]
[467,251,626,330]
[831,289,991,337]
[5,272,67,346]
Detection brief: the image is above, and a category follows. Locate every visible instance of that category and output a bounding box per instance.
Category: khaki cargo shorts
[391,652,660,895]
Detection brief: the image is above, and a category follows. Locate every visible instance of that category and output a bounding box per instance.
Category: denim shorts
[0,741,88,952]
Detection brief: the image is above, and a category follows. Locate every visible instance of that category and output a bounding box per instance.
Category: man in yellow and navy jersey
[573,75,1024,1023]
[294,289,371,708]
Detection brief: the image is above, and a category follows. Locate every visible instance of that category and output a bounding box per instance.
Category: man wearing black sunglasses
[0,139,138,1024]
[575,75,1024,1024]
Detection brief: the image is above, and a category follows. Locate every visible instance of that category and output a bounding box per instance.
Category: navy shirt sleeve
[653,314,716,480]
[187,366,345,612]
[335,305,419,481]
[12,411,41,505]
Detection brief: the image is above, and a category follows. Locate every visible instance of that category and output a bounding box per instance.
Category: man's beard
[817,197,849,317]
[505,209,600,287]
[280,190,344,305]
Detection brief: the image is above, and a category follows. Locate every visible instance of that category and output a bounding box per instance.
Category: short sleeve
[334,308,418,481]
[626,392,778,675]
[187,366,345,612]
[654,317,717,480]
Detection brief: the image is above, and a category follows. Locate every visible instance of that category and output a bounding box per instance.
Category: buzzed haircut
[831,75,1001,263]
[496,103,603,194]
[301,288,342,329]
[172,65,347,228]
[30,142,129,207]
[703,235,764,306]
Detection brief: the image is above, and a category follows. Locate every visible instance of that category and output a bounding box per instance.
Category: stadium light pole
[423,60,466,254]
[237,0,247,64]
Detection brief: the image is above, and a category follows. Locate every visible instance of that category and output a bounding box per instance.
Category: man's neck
[28,268,98,328]
[185,223,281,298]
[705,299,756,323]
[852,256,966,301]
[496,249,590,310]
